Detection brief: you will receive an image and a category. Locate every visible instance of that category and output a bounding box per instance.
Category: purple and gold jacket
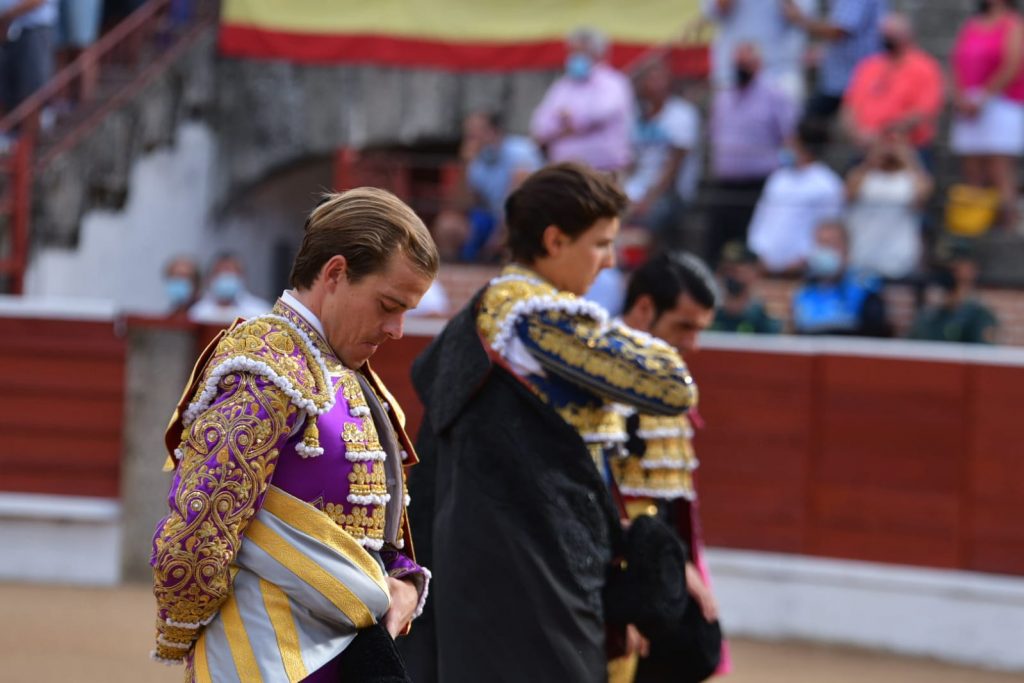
[150,296,427,666]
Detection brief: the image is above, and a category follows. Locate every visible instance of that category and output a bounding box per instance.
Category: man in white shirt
[624,59,701,246]
[748,117,845,273]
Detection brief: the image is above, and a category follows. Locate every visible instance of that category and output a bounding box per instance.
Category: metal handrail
[0,0,218,294]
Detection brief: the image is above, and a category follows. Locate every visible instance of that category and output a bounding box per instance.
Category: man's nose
[383,315,404,340]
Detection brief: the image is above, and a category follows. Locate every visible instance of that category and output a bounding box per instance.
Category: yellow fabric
[261,486,389,594]
[259,579,310,681]
[222,0,704,44]
[193,631,213,683]
[608,653,639,683]
[220,595,263,681]
[245,519,379,628]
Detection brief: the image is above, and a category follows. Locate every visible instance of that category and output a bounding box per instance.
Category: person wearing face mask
[162,255,201,318]
[840,13,944,157]
[530,27,635,173]
[910,240,999,344]
[844,137,933,279]
[747,116,845,274]
[702,0,817,102]
[950,0,1024,231]
[710,242,782,334]
[708,42,798,268]
[188,252,273,325]
[433,111,543,263]
[792,220,891,337]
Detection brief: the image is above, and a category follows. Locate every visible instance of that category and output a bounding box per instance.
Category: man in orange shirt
[841,13,944,153]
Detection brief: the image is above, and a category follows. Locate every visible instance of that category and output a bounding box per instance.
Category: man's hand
[558,109,575,136]
[383,576,420,639]
[625,624,651,658]
[685,562,719,622]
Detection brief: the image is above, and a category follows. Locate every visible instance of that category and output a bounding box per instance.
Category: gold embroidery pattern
[184,316,333,431]
[524,318,696,412]
[614,414,699,501]
[152,373,295,660]
[324,502,387,543]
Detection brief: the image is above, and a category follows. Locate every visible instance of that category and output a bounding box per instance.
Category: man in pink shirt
[530,27,635,173]
[841,13,944,151]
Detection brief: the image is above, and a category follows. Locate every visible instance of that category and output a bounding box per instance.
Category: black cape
[399,291,621,683]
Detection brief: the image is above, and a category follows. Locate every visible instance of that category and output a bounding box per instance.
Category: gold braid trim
[153,373,297,649]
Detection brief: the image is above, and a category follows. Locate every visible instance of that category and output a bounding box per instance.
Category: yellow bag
[946,184,1000,236]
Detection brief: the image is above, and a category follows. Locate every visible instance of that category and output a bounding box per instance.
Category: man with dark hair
[152,188,438,681]
[612,252,726,682]
[403,162,698,682]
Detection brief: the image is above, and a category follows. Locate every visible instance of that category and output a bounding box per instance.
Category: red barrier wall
[0,316,126,497]
[374,333,1024,578]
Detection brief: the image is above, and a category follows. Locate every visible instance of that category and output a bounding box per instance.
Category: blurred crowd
[0,0,193,118]
[435,1,1014,344]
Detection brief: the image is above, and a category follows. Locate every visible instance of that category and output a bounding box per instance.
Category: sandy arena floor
[1,582,1018,683]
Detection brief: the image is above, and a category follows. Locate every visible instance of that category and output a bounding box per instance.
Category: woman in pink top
[951,0,1024,230]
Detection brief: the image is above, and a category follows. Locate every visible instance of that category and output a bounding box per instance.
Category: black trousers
[705,177,767,268]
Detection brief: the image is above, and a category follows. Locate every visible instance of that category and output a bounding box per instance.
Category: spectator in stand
[702,0,817,102]
[708,42,797,267]
[530,27,634,173]
[711,241,782,334]
[841,12,944,158]
[783,0,887,118]
[950,0,1024,231]
[845,137,932,280]
[188,253,272,324]
[910,242,999,344]
[163,255,200,318]
[792,220,891,337]
[748,116,845,274]
[0,0,58,113]
[57,0,101,61]
[433,111,543,262]
[624,59,701,245]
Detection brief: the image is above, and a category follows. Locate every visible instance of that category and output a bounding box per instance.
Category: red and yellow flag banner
[220,0,708,74]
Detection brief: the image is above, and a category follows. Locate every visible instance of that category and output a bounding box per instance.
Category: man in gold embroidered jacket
[150,189,440,682]
[403,164,698,682]
[612,252,730,681]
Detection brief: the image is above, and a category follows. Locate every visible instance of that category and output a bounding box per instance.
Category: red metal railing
[334,147,464,223]
[0,0,218,294]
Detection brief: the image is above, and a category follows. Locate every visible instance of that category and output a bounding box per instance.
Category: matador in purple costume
[150,188,440,681]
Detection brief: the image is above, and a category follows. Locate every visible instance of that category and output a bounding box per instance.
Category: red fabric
[843,48,945,146]
[219,24,708,75]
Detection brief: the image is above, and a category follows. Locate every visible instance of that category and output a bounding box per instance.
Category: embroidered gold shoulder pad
[180,314,335,429]
[476,266,607,354]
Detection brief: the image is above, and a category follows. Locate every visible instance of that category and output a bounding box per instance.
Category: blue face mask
[778,148,797,168]
[566,53,594,81]
[211,272,243,302]
[807,246,843,279]
[478,144,500,164]
[164,277,193,307]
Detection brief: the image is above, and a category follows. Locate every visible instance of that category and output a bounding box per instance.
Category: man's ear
[320,255,348,291]
[541,224,566,258]
[633,294,657,332]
